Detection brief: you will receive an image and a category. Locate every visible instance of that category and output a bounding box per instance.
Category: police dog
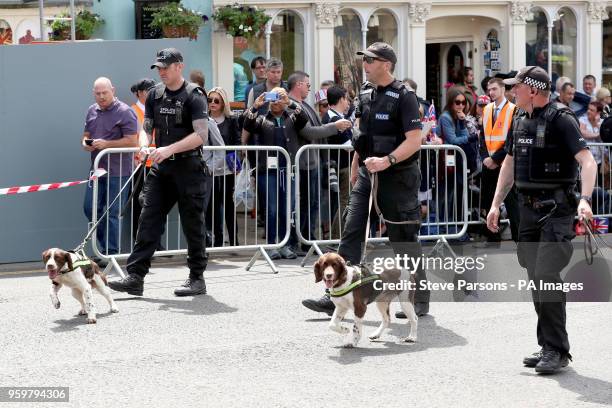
[313,253,418,347]
[42,248,118,324]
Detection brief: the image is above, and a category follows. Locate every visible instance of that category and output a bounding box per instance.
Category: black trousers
[517,192,576,354]
[206,174,238,247]
[127,157,211,278]
[481,166,520,242]
[338,164,430,303]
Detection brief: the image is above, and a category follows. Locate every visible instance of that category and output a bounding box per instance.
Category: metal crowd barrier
[293,144,469,265]
[91,146,293,274]
[458,142,612,233]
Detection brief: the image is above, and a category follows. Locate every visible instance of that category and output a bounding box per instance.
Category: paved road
[1,247,611,408]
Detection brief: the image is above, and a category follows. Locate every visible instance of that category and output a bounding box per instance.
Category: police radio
[174,100,183,125]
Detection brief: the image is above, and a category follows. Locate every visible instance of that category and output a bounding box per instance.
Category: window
[551,8,577,84]
[366,10,397,50]
[603,8,612,88]
[233,36,265,102]
[0,20,13,45]
[334,9,363,96]
[270,11,305,78]
[526,9,548,71]
[232,10,304,101]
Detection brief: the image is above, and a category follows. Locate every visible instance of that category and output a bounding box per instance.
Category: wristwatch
[580,195,592,205]
[387,154,397,166]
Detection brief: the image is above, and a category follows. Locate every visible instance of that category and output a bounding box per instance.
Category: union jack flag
[592,217,609,234]
[427,100,436,122]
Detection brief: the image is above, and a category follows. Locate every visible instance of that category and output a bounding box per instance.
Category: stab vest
[152,82,205,147]
[513,102,579,191]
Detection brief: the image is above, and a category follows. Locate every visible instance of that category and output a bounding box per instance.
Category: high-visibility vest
[482,101,515,155]
[131,103,145,125]
[131,103,156,168]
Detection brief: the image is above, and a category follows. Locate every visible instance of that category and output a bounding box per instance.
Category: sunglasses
[454,99,467,106]
[207,98,221,104]
[362,56,386,64]
[319,102,329,108]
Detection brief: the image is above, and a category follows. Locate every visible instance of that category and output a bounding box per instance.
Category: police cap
[357,42,397,64]
[151,48,184,69]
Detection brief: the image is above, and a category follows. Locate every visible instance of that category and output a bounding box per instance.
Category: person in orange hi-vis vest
[477,77,520,246]
[129,79,162,244]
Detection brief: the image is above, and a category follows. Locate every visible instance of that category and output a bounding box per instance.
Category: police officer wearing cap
[109,48,211,297]
[301,42,430,316]
[487,66,597,374]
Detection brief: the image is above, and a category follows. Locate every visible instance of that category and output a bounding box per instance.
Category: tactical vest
[353,80,418,163]
[152,81,205,147]
[513,102,579,191]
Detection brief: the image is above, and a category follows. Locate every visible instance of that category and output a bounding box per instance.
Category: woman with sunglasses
[205,87,241,247]
[437,87,478,238]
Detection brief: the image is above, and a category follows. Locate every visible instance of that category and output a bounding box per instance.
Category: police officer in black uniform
[487,66,597,374]
[302,42,430,316]
[109,48,211,297]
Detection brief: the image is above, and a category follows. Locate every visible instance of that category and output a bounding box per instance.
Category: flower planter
[162,25,196,39]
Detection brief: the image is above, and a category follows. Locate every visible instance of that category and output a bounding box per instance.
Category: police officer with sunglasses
[302,42,430,317]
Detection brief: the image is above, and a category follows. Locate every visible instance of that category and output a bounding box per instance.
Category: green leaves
[212,3,270,38]
[49,9,104,40]
[149,2,208,40]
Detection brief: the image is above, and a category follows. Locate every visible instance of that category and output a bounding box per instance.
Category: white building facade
[213,0,612,106]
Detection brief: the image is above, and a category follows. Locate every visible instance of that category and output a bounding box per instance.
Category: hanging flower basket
[162,24,196,39]
[212,3,270,39]
[150,2,209,40]
[48,9,105,41]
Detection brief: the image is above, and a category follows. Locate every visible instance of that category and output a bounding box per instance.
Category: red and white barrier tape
[0,169,107,196]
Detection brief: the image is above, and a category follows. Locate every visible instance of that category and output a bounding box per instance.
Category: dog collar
[329,267,382,298]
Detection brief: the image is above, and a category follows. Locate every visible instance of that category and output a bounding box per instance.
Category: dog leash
[120,154,149,218]
[359,171,420,264]
[73,161,145,254]
[582,219,612,265]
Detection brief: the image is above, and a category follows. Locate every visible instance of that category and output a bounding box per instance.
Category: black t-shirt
[144,81,208,123]
[505,104,587,157]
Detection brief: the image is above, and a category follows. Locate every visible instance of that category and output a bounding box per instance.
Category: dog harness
[329,265,382,298]
[61,252,93,275]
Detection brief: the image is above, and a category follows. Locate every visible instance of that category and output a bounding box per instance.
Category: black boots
[108,273,144,296]
[174,276,207,297]
[524,347,571,373]
[108,273,207,297]
[523,349,543,367]
[302,293,335,316]
[534,349,571,374]
[395,302,430,318]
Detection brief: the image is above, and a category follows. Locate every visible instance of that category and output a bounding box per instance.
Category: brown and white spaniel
[42,248,118,324]
[314,253,417,347]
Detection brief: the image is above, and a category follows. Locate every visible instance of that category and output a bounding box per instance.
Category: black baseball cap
[150,48,183,69]
[357,42,397,64]
[131,78,156,93]
[503,66,551,90]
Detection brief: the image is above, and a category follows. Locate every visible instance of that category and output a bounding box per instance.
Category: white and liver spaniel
[42,248,118,324]
[314,252,418,347]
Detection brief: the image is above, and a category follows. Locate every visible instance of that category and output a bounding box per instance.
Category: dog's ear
[64,252,73,271]
[337,260,348,281]
[42,249,50,262]
[314,260,323,283]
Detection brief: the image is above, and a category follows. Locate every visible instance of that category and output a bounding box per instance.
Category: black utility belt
[167,149,202,160]
[520,187,574,208]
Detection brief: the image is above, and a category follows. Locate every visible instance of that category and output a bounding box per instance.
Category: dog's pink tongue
[48,270,58,280]
[324,279,333,288]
